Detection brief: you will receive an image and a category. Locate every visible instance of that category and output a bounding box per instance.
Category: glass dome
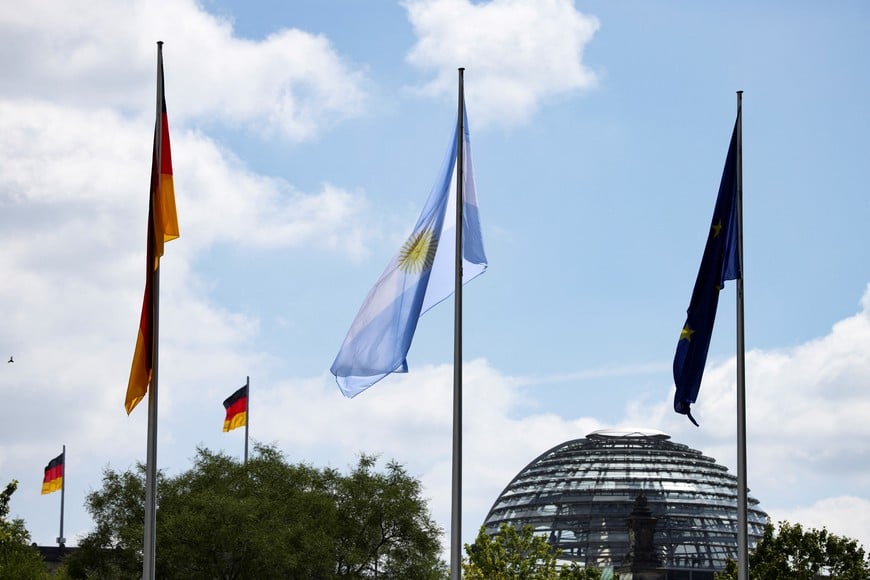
[483,428,768,575]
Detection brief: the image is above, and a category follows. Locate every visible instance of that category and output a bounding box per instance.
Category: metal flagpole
[450,67,465,580]
[735,90,748,580]
[244,375,250,465]
[57,445,66,548]
[142,41,164,580]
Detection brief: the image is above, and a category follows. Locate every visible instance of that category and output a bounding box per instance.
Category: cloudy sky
[1,0,869,561]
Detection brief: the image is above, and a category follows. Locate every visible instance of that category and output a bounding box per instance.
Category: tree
[715,520,870,580]
[156,446,338,580]
[462,523,602,580]
[66,446,445,579]
[64,464,154,579]
[331,454,446,579]
[0,479,52,579]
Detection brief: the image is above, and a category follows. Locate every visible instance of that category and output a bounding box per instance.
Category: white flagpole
[735,90,748,580]
[142,40,164,580]
[450,67,465,580]
[57,445,66,548]
[244,376,250,465]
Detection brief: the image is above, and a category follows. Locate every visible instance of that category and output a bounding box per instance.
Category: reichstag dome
[483,428,768,579]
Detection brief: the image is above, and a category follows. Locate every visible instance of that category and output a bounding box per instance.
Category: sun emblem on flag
[399,228,438,273]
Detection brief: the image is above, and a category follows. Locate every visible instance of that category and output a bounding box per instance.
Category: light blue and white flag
[330,105,487,398]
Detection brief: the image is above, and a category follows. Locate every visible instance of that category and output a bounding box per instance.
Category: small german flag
[223,385,248,432]
[41,452,64,495]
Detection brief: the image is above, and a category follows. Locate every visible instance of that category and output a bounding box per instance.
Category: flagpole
[450,67,465,580]
[142,40,164,580]
[57,445,65,548]
[244,375,250,465]
[735,90,748,580]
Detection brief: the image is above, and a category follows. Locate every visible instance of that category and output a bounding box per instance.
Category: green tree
[66,446,445,579]
[156,446,338,579]
[462,523,602,580]
[558,564,603,580]
[716,520,870,580]
[0,480,52,579]
[64,464,154,579]
[331,454,445,579]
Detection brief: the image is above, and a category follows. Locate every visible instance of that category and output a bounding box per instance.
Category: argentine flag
[330,104,487,398]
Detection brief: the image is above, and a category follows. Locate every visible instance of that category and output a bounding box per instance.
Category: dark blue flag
[673,116,741,425]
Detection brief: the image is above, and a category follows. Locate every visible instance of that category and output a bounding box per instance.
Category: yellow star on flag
[680,324,695,342]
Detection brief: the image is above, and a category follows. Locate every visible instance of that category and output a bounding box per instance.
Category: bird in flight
[7,356,12,363]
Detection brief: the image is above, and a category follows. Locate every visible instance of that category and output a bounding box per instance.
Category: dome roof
[483,429,768,572]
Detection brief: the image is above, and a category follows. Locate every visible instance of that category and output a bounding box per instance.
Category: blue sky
[1,0,869,560]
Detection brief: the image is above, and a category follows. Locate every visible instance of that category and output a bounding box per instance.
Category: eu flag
[330,103,487,398]
[673,116,741,425]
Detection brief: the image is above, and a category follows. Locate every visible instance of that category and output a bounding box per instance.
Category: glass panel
[482,430,769,573]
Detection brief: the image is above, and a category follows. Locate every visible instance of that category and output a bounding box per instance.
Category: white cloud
[689,286,870,488]
[771,496,870,553]
[0,99,372,259]
[0,0,368,140]
[0,1,376,543]
[253,360,605,555]
[619,285,870,552]
[0,94,373,478]
[404,0,600,126]
[173,136,371,257]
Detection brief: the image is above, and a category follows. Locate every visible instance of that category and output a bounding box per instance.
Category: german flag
[223,385,248,432]
[41,452,64,495]
[125,43,180,415]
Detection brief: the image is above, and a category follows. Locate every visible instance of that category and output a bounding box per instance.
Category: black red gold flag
[41,452,64,495]
[125,49,179,415]
[223,385,249,432]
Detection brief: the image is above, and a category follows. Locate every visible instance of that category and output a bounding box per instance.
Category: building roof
[483,429,768,573]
